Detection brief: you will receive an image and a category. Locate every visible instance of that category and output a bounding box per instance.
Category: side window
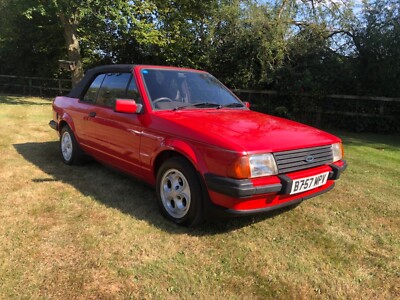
[83,74,105,103]
[126,77,142,104]
[96,73,132,107]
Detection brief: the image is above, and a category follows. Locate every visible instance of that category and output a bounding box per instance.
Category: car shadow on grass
[14,141,297,235]
[0,94,51,105]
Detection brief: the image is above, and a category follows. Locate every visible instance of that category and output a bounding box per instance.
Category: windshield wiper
[223,102,245,108]
[173,102,222,111]
[192,102,222,108]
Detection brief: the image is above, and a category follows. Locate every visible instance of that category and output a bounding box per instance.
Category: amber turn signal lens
[340,143,344,159]
[227,156,251,179]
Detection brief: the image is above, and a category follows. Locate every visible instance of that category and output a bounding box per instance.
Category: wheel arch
[153,150,194,179]
[58,113,76,134]
[152,140,208,179]
[58,120,70,132]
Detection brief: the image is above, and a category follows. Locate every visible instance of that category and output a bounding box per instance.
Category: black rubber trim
[210,182,335,217]
[49,120,58,131]
[329,160,347,180]
[204,173,282,198]
[278,174,293,194]
[205,160,346,200]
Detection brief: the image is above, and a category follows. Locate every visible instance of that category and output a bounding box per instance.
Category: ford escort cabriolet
[50,65,347,226]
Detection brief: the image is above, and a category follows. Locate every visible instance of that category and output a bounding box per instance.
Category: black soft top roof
[67,64,135,98]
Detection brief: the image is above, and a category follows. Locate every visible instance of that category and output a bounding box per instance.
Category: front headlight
[332,142,344,162]
[227,153,278,179]
[249,153,278,177]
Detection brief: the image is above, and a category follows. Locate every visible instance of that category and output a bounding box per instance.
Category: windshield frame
[139,67,245,111]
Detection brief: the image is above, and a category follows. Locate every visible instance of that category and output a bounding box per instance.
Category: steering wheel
[153,97,173,104]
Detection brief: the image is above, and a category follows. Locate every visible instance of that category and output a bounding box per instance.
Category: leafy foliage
[0,0,65,76]
[0,0,399,96]
[352,0,400,96]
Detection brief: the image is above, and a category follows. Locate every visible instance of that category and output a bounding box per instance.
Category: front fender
[152,139,208,175]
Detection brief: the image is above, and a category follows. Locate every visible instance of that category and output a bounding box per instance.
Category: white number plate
[290,172,329,195]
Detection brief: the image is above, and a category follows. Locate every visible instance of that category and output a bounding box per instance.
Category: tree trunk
[59,12,83,87]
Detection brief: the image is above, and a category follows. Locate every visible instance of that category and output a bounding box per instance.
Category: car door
[83,73,144,176]
[72,73,106,147]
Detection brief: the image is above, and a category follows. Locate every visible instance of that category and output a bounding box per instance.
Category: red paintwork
[115,99,138,113]
[52,65,345,213]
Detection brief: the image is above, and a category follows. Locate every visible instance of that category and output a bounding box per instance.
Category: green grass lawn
[0,94,399,299]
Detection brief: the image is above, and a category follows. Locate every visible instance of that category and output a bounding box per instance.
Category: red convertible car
[50,65,347,226]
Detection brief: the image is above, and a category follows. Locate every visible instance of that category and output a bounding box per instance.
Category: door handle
[88,111,96,118]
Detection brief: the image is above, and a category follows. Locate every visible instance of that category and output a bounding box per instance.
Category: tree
[353,0,400,96]
[151,0,218,68]
[1,0,166,86]
[0,0,65,77]
[51,0,166,85]
[1,0,399,97]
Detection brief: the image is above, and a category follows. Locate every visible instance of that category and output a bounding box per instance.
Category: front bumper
[204,160,347,215]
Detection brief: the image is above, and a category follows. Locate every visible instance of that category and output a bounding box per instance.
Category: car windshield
[141,69,244,110]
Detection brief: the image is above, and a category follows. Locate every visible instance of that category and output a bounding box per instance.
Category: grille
[273,145,333,174]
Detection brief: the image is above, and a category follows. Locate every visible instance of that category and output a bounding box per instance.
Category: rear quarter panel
[53,96,90,145]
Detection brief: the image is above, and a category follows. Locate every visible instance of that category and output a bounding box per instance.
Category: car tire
[156,157,204,226]
[60,126,84,165]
